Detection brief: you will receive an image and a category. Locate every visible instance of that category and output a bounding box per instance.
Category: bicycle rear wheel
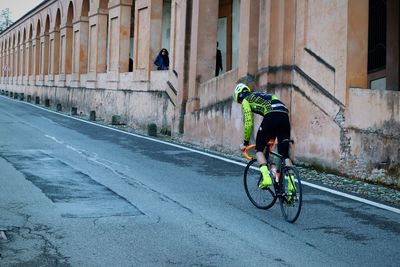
[279,166,302,223]
[243,159,277,209]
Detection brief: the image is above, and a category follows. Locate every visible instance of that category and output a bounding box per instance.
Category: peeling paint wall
[344,88,400,187]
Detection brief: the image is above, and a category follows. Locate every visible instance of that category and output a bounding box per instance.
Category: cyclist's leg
[276,112,296,195]
[256,115,277,188]
[276,112,292,166]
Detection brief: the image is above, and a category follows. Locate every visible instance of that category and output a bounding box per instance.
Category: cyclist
[233,83,293,189]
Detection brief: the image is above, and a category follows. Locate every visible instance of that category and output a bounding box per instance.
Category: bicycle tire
[243,159,277,209]
[279,166,302,223]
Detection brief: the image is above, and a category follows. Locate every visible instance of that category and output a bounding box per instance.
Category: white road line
[3,95,400,214]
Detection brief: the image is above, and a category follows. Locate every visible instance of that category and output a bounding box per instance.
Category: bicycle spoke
[244,159,276,209]
[279,166,302,223]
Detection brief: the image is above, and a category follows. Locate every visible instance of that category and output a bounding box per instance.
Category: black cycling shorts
[255,112,291,159]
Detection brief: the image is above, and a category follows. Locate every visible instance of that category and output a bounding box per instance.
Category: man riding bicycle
[233,83,293,189]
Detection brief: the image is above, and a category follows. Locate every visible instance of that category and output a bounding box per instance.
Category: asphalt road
[0,95,399,267]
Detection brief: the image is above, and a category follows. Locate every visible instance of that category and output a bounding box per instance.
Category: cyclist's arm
[242,99,253,145]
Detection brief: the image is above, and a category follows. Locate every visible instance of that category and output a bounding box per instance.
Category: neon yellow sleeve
[242,99,253,142]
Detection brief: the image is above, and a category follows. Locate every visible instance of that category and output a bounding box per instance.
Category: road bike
[243,139,302,223]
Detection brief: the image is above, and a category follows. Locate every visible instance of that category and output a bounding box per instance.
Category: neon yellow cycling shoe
[259,165,272,189]
[287,175,296,201]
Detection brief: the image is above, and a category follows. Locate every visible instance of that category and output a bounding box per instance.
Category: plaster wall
[294,0,348,104]
[343,88,400,186]
[0,83,174,132]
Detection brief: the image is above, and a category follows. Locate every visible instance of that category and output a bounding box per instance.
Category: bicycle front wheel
[243,159,276,209]
[279,166,302,223]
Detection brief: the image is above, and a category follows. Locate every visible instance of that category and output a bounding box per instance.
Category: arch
[21,28,26,76]
[43,15,50,75]
[52,9,61,75]
[27,24,33,75]
[34,15,43,35]
[29,24,33,40]
[16,31,21,76]
[63,2,74,74]
[87,0,109,73]
[45,15,50,33]
[36,19,41,38]
[67,1,74,25]
[35,19,41,75]
[75,0,90,74]
[55,9,61,31]
[82,0,90,17]
[11,34,16,77]
[43,10,52,30]
[99,0,108,10]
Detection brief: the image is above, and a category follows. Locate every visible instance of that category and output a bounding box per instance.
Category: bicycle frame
[243,139,294,196]
[242,139,302,223]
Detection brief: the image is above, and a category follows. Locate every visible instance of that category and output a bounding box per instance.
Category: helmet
[233,83,251,103]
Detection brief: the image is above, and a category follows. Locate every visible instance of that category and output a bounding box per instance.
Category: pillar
[346,0,368,102]
[18,42,23,79]
[72,17,89,80]
[9,45,13,80]
[172,0,190,134]
[32,36,40,77]
[14,44,19,79]
[49,30,60,77]
[108,0,132,78]
[386,0,399,91]
[6,46,10,83]
[134,0,162,78]
[60,24,73,76]
[0,49,3,80]
[40,33,49,76]
[25,40,32,77]
[187,0,219,112]
[238,0,260,83]
[88,9,108,77]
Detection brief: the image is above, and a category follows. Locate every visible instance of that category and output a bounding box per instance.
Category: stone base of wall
[0,84,176,137]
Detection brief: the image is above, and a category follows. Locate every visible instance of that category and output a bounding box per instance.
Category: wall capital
[73,16,90,25]
[108,0,133,9]
[89,8,109,17]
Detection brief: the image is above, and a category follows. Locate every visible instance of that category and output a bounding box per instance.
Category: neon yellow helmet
[233,83,251,103]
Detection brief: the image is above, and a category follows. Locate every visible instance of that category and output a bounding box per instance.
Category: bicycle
[243,139,302,223]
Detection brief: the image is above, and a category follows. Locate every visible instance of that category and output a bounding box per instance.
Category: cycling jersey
[242,92,288,143]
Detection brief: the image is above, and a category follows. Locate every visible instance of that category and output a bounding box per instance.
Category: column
[60,23,73,78]
[25,40,32,82]
[107,0,132,82]
[171,0,190,134]
[187,0,219,112]
[386,0,399,91]
[346,0,368,98]
[19,41,24,80]
[7,46,10,83]
[0,49,3,81]
[134,0,162,78]
[14,44,19,83]
[238,0,260,83]
[32,36,40,77]
[87,8,108,86]
[71,17,89,83]
[42,33,49,76]
[9,45,13,82]
[49,30,60,79]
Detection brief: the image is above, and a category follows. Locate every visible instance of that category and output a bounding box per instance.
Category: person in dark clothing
[216,42,223,76]
[154,48,170,70]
